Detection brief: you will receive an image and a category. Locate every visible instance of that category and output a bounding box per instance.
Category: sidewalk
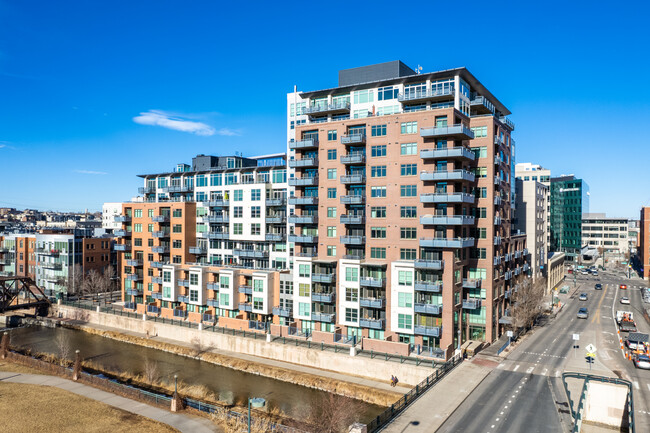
[0,371,218,433]
[381,357,497,432]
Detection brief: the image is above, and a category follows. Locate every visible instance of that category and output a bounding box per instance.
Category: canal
[6,325,385,422]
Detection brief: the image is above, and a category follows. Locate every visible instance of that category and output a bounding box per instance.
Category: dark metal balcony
[340,235,365,245]
[288,196,318,206]
[124,302,137,310]
[312,292,335,303]
[265,216,286,224]
[151,245,169,253]
[189,246,207,255]
[303,101,350,116]
[288,138,319,149]
[494,236,503,246]
[505,290,512,299]
[340,214,365,224]
[359,318,385,329]
[340,133,366,145]
[288,234,318,243]
[114,229,131,238]
[126,288,142,296]
[420,169,475,182]
[420,147,475,161]
[233,249,269,259]
[414,259,444,270]
[206,199,230,207]
[202,231,229,240]
[420,215,475,225]
[173,309,187,318]
[151,215,170,223]
[202,215,229,223]
[238,285,252,294]
[494,196,503,206]
[462,278,482,289]
[265,233,285,242]
[359,297,386,308]
[288,157,318,168]
[126,259,143,267]
[288,215,318,224]
[151,276,163,284]
[289,176,318,187]
[462,299,482,309]
[272,306,292,317]
[499,116,515,130]
[340,153,366,164]
[239,303,253,312]
[470,96,495,114]
[494,216,502,225]
[420,124,474,140]
[265,198,286,207]
[207,298,219,308]
[312,312,335,322]
[420,193,475,204]
[177,279,189,288]
[419,238,475,248]
[41,262,63,271]
[151,292,163,300]
[340,195,365,205]
[398,87,454,103]
[139,186,156,194]
[207,282,220,291]
[414,303,442,315]
[150,261,167,269]
[415,281,443,292]
[414,325,441,337]
[340,174,366,184]
[312,273,336,284]
[114,244,131,252]
[115,215,131,223]
[152,231,169,238]
[360,277,385,288]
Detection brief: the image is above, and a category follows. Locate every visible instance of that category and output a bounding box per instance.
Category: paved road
[438,269,649,433]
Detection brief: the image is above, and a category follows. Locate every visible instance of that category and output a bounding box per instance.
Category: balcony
[420,147,475,161]
[420,169,475,182]
[114,244,131,252]
[420,215,475,225]
[340,235,365,245]
[494,256,502,266]
[359,297,386,308]
[126,288,142,296]
[523,263,530,272]
[494,196,503,206]
[272,306,292,317]
[202,313,215,323]
[360,277,385,288]
[151,292,163,300]
[398,87,454,103]
[288,138,319,149]
[151,215,170,223]
[202,231,229,240]
[124,302,137,310]
[41,262,63,271]
[359,318,385,329]
[207,298,220,308]
[462,278,482,289]
[523,248,529,256]
[265,198,286,207]
[499,116,515,130]
[414,259,444,270]
[239,303,253,312]
[115,215,131,223]
[177,279,189,287]
[151,276,163,284]
[505,289,512,299]
[420,193,475,204]
[415,281,443,292]
[340,214,365,225]
[312,312,335,323]
[303,101,350,116]
[138,186,156,194]
[494,155,503,165]
[312,273,336,284]
[289,176,318,187]
[152,231,170,238]
[340,195,365,205]
[343,254,365,260]
[340,133,366,145]
[340,153,366,164]
[414,325,441,337]
[419,238,475,248]
[470,96,495,114]
[265,216,286,224]
[189,246,207,255]
[202,215,229,223]
[420,124,474,140]
[312,292,335,303]
[288,234,318,243]
[234,249,269,259]
[126,259,143,267]
[207,282,220,291]
[288,196,318,206]
[505,271,512,280]
[514,267,521,276]
[114,229,131,238]
[494,236,502,246]
[173,309,187,318]
[504,253,511,262]
[206,199,230,207]
[340,174,366,184]
[151,245,169,253]
[288,157,318,168]
[288,215,318,224]
[238,285,252,294]
[177,295,189,303]
[150,261,167,269]
[414,303,442,315]
[265,233,285,242]
[462,299,482,309]
[494,216,502,225]
[514,251,521,259]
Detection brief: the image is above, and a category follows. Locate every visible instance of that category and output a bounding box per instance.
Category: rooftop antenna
[416,65,423,75]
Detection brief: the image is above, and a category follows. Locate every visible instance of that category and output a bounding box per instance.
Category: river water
[6,325,384,422]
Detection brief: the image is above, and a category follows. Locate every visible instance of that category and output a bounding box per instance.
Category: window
[327,168,337,180]
[327,245,337,256]
[163,286,171,298]
[251,206,261,218]
[398,292,413,308]
[401,206,417,218]
[327,207,337,218]
[173,209,182,218]
[472,207,487,219]
[371,227,386,239]
[220,293,230,306]
[400,143,417,155]
[345,287,358,302]
[233,223,243,235]
[189,274,198,285]
[353,89,373,104]
[400,185,417,197]
[299,283,310,297]
[327,188,337,199]
[327,130,337,141]
[473,167,487,178]
[398,314,412,330]
[173,240,182,249]
[220,276,230,287]
[250,223,261,235]
[345,267,358,282]
[371,186,386,198]
[134,223,142,233]
[327,149,337,160]
[299,302,310,316]
[134,209,142,218]
[148,209,154,217]
[371,124,387,136]
[134,238,142,246]
[470,126,488,138]
[251,189,261,201]
[272,169,286,183]
[299,264,310,278]
[400,248,416,260]
[233,190,243,201]
[398,270,413,286]
[345,308,358,322]
[327,226,337,237]
[435,116,448,127]
[371,165,386,178]
[253,297,263,310]
[254,279,264,292]
[196,175,207,187]
[173,224,182,233]
[400,227,417,239]
[472,146,487,159]
[163,271,171,283]
[401,164,417,176]
[233,207,243,218]
[370,247,386,259]
[371,145,386,157]
[377,86,398,101]
[371,206,386,218]
[210,173,222,186]
[400,121,417,134]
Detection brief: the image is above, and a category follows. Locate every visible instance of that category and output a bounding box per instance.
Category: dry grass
[0,361,44,375]
[211,406,285,433]
[0,382,180,433]
[74,324,402,406]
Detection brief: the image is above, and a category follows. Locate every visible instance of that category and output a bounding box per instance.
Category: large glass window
[400,122,418,134]
[345,267,358,282]
[377,86,398,101]
[400,143,417,155]
[401,164,417,176]
[371,165,386,178]
[398,314,412,330]
[371,145,386,157]
[371,124,387,136]
[345,308,358,322]
[353,89,374,104]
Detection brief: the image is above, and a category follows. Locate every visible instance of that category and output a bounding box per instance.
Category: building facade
[514,179,548,281]
[581,213,629,258]
[515,163,551,245]
[102,202,123,230]
[640,207,650,281]
[550,175,589,261]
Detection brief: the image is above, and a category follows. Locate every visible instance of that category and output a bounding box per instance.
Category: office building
[581,213,629,258]
[102,202,123,230]
[550,175,589,261]
[515,163,551,244]
[514,179,548,281]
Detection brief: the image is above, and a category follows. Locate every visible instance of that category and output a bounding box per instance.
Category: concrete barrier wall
[54,305,432,386]
[361,337,410,357]
[585,381,628,426]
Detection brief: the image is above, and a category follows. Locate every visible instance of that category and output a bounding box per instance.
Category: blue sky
[0,0,648,218]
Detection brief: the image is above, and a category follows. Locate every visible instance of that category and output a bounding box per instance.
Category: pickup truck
[617,310,637,332]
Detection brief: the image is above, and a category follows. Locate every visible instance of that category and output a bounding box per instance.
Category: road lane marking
[634,381,639,390]
[592,284,608,324]
[513,364,520,372]
[647,384,650,391]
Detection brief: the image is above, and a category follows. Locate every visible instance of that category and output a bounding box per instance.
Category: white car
[634,355,650,370]
[620,297,630,305]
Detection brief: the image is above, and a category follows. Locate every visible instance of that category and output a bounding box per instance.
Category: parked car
[592,271,598,277]
[579,293,588,301]
[581,270,589,275]
[634,355,650,370]
[620,284,628,290]
[621,297,630,305]
[595,283,603,290]
[577,307,589,319]
[625,333,648,350]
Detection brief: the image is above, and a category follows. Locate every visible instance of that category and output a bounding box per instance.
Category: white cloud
[0,144,5,149]
[133,110,216,136]
[74,169,107,175]
[216,128,241,136]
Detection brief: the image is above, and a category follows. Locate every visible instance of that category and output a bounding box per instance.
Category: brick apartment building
[640,207,650,281]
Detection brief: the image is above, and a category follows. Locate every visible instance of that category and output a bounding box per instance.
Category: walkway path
[0,371,219,433]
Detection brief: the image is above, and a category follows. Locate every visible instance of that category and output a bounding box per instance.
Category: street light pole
[248,398,251,433]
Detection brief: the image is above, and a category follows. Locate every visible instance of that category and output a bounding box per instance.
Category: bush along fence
[3,348,303,433]
[365,354,463,432]
[57,300,443,369]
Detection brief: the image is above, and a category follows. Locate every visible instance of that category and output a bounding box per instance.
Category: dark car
[577,307,589,319]
[595,283,602,290]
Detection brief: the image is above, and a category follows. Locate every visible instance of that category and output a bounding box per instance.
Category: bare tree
[64,263,85,297]
[54,332,71,365]
[190,337,214,357]
[82,269,104,300]
[510,277,547,330]
[143,358,160,385]
[304,393,362,433]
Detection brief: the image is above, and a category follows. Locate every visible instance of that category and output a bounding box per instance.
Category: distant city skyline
[1,1,649,218]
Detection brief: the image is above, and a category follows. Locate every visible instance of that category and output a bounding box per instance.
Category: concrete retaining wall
[585,381,628,427]
[53,305,432,386]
